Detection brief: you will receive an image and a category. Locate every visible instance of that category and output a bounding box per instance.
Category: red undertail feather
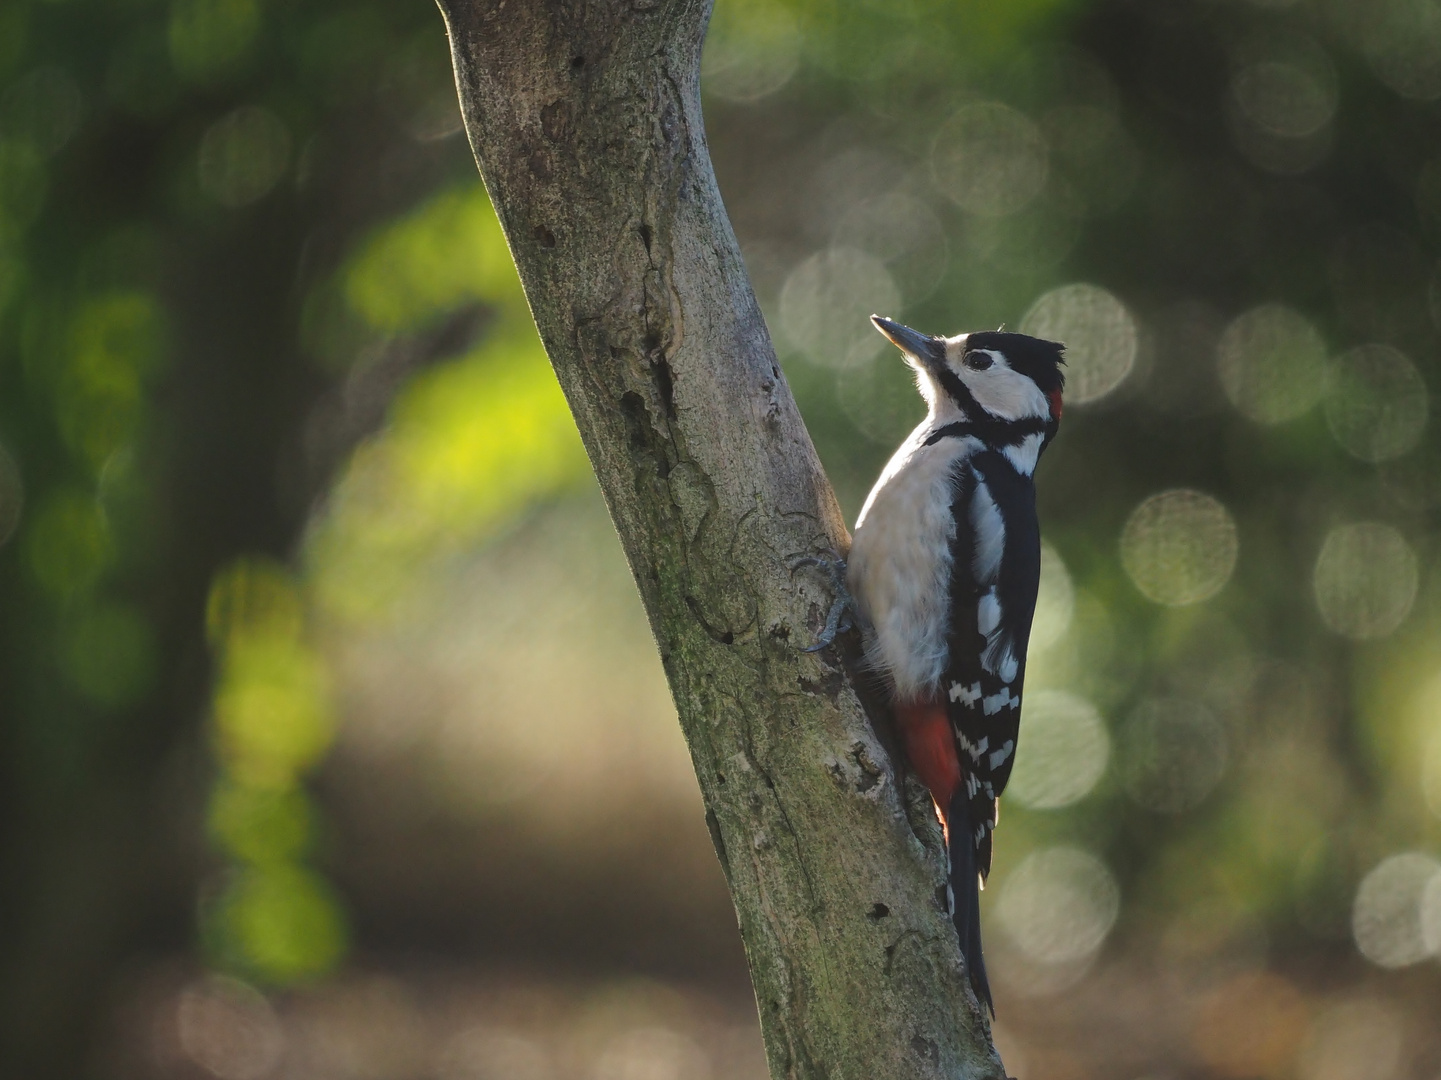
[894,702,961,824]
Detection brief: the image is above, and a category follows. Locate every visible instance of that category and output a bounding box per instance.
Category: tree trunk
[436,2,1004,1076]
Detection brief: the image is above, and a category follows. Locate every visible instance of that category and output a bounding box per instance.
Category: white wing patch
[988,739,1015,771]
[982,687,1020,715]
[980,632,1020,680]
[969,477,1005,584]
[1000,651,1018,683]
[949,680,982,707]
[977,588,1000,636]
[958,732,988,763]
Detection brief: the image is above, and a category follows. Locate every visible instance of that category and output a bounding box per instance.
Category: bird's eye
[963,351,993,371]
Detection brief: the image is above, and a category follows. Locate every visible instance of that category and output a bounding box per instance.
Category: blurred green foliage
[310,185,587,623]
[0,0,509,1065]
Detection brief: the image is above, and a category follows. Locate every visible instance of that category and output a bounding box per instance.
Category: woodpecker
[846,315,1064,1015]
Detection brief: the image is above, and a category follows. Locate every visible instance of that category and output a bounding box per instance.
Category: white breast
[848,429,977,702]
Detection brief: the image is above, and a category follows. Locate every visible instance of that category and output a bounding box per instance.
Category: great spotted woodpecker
[845,316,1064,1014]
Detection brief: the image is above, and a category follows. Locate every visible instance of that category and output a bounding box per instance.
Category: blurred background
[3,0,1441,1076]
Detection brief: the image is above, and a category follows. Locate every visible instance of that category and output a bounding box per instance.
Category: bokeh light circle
[1226,33,1339,174]
[1363,2,1441,101]
[26,488,114,597]
[834,192,949,305]
[1232,61,1336,138]
[1313,523,1418,640]
[1193,972,1310,1080]
[1324,345,1428,463]
[1352,852,1441,967]
[1421,870,1441,957]
[60,602,157,706]
[931,102,1048,218]
[169,0,261,84]
[701,4,800,104]
[198,105,292,208]
[1008,691,1109,810]
[0,141,47,229]
[1298,999,1405,1080]
[1029,542,1075,652]
[778,246,900,370]
[0,66,85,157]
[211,863,348,981]
[1021,283,1137,404]
[1120,697,1228,813]
[1425,727,1441,822]
[998,847,1120,965]
[176,976,285,1080]
[1120,490,1239,606]
[834,352,925,446]
[440,1027,553,1080]
[1216,303,1327,423]
[1042,105,1141,217]
[595,1026,710,1080]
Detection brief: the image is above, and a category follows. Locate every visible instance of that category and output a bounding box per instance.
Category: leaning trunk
[436,1,1003,1075]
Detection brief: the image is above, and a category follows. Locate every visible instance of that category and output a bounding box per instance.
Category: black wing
[942,449,1042,880]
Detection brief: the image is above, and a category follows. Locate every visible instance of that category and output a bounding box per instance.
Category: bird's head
[871,315,1065,436]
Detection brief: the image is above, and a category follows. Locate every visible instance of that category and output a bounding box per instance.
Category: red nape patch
[894,703,961,818]
[1048,388,1064,421]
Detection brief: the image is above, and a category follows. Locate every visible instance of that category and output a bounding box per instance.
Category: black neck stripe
[924,422,974,446]
[935,366,978,415]
[923,417,1048,448]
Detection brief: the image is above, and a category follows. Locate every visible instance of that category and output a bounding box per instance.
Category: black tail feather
[948,788,993,1016]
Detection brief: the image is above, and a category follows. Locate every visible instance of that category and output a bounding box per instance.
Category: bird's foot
[790,549,856,652]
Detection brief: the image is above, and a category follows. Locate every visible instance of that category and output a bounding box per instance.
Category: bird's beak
[871,315,944,367]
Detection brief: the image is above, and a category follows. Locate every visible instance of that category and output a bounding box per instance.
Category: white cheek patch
[955,355,1051,423]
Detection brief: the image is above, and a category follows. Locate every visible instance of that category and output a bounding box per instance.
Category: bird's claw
[790,550,856,652]
[803,594,854,652]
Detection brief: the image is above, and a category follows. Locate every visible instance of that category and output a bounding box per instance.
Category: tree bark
[437,2,1004,1076]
